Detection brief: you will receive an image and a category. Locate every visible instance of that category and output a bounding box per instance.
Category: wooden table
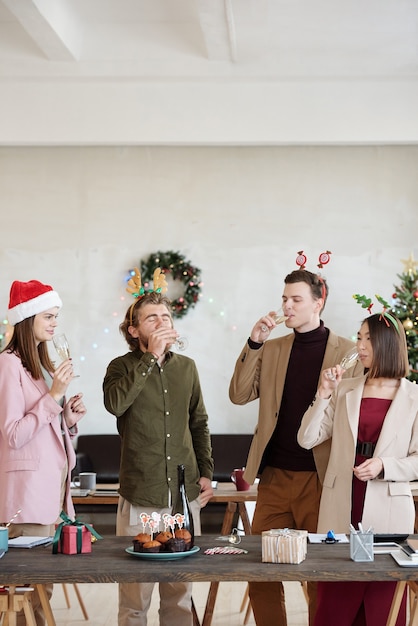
[1,536,416,626]
[2,535,418,585]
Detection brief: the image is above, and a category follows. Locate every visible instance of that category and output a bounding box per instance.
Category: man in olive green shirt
[103,291,213,626]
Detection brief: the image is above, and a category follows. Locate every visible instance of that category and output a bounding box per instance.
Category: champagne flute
[260,308,288,333]
[173,336,188,351]
[327,347,359,382]
[339,347,359,371]
[53,333,80,377]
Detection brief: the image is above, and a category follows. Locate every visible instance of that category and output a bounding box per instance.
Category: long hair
[365,313,409,379]
[3,317,56,379]
[120,292,173,351]
[284,269,329,312]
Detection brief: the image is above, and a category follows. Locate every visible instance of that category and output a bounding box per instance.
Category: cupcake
[175,528,192,550]
[141,540,162,553]
[166,537,186,553]
[155,531,173,550]
[132,533,152,552]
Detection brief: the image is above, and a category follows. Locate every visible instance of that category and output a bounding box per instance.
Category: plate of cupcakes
[126,529,200,560]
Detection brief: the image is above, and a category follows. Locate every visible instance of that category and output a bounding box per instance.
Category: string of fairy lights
[1,253,417,372]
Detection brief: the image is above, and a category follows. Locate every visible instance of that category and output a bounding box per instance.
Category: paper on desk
[8,536,53,548]
[308,533,349,543]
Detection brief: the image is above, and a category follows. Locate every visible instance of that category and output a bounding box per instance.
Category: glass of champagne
[173,336,188,351]
[339,347,359,371]
[327,347,359,382]
[53,333,80,377]
[260,308,288,333]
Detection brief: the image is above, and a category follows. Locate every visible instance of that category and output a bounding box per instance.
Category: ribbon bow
[52,511,102,554]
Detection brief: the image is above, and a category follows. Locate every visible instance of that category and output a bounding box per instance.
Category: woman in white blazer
[298,311,418,626]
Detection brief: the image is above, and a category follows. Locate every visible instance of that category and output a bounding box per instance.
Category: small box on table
[57,525,92,555]
[262,529,308,564]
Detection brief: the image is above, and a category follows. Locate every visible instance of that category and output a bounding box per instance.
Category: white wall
[1,145,417,436]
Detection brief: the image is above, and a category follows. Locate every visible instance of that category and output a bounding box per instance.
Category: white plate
[125,545,200,560]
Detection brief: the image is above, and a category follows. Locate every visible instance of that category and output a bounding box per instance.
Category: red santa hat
[7,280,63,326]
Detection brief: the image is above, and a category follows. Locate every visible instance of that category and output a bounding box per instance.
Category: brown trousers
[249,467,322,626]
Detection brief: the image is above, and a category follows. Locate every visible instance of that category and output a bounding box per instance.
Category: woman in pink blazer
[0,279,86,625]
[298,311,418,626]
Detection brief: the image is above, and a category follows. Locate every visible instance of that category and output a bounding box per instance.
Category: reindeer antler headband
[295,250,332,300]
[126,267,168,325]
[353,293,400,334]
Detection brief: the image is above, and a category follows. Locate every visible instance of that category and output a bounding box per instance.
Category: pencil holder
[350,531,374,562]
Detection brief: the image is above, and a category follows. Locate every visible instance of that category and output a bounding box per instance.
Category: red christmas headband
[295,250,332,300]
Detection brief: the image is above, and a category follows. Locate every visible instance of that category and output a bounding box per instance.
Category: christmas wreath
[139,250,202,319]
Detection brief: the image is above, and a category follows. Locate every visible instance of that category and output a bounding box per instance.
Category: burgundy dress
[314,398,406,626]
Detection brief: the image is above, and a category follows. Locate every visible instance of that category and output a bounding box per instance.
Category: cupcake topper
[139,512,150,532]
[175,513,185,530]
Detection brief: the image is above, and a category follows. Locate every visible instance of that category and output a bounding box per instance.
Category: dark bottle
[172,464,194,548]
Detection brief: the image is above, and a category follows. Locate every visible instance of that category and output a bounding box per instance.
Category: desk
[1,536,416,626]
[1,535,417,585]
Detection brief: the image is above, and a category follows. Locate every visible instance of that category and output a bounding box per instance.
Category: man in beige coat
[229,268,363,626]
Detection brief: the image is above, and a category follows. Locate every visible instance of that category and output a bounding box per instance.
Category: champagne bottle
[172,464,194,548]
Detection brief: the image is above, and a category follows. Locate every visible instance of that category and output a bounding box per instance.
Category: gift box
[262,529,308,564]
[56,524,92,555]
[52,512,102,555]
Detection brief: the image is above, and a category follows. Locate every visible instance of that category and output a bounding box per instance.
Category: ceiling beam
[2,0,81,61]
[195,0,236,62]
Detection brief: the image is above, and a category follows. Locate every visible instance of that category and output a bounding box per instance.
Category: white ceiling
[1,0,418,145]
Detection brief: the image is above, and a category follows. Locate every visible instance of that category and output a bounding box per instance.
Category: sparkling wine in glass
[261,308,288,333]
[339,347,359,370]
[53,333,80,376]
[174,336,188,351]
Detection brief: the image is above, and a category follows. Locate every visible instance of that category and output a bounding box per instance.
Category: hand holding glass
[260,308,288,333]
[53,334,79,377]
[327,347,358,382]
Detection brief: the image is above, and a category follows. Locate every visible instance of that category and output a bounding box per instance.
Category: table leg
[221,502,238,535]
[202,582,219,626]
[36,585,56,626]
[385,581,406,626]
[237,502,252,535]
[202,502,238,626]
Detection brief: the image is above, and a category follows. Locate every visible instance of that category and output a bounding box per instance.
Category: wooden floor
[50,581,308,625]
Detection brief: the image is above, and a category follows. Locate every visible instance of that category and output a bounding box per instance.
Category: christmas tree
[391,253,418,383]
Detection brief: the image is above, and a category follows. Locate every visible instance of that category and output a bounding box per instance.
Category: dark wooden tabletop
[1,535,418,586]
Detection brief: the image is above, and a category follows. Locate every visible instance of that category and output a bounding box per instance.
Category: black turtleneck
[264,321,329,472]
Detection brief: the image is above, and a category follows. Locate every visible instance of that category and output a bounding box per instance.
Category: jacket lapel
[375,379,417,456]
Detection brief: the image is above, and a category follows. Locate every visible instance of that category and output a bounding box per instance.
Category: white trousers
[116,496,201,626]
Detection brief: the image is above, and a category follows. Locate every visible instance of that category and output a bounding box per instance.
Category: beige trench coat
[229,329,363,485]
[298,375,418,534]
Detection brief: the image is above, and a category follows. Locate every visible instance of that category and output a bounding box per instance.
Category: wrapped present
[52,511,102,555]
[262,529,308,564]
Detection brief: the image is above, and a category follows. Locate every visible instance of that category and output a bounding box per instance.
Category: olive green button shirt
[103,349,213,508]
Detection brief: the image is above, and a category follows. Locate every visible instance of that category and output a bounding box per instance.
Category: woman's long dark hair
[4,317,56,379]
